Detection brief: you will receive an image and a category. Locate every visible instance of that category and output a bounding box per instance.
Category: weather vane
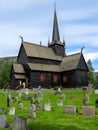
[81,46,85,53]
[19,35,23,43]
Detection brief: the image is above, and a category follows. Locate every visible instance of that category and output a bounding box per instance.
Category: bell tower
[48,6,65,57]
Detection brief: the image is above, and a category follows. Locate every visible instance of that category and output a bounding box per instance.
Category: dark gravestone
[95,99,98,108]
[0,115,10,128]
[12,116,27,130]
[7,96,10,107]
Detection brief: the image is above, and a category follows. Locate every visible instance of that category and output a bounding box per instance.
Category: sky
[0,0,98,71]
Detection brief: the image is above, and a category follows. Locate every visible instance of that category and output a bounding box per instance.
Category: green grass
[0,89,98,130]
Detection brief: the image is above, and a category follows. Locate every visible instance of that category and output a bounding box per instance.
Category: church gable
[77,53,88,71]
[60,53,81,72]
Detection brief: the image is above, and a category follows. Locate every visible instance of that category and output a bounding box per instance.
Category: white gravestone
[57,100,63,106]
[64,105,76,114]
[95,89,98,94]
[9,107,15,115]
[44,103,51,111]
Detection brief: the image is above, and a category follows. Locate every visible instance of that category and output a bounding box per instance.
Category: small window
[40,74,45,81]
[63,76,67,82]
[53,75,58,83]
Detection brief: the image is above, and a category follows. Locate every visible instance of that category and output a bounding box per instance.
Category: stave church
[10,8,88,89]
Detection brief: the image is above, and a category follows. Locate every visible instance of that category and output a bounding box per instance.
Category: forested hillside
[0,56,17,88]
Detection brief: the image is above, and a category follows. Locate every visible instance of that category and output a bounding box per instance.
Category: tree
[87,59,95,85]
[0,60,12,88]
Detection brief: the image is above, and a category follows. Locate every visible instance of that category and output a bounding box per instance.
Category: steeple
[52,5,60,42]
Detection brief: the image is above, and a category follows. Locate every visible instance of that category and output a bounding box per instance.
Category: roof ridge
[67,52,81,57]
[23,41,49,49]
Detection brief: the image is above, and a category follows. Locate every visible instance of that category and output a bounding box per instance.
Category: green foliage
[87,59,96,85]
[0,60,12,88]
[53,86,63,90]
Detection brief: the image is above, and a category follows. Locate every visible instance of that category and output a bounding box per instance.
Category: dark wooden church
[10,8,88,89]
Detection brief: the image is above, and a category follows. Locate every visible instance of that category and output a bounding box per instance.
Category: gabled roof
[60,53,82,71]
[28,63,60,72]
[13,63,26,73]
[22,42,62,61]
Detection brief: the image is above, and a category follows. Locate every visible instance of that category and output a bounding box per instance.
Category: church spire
[52,4,60,42]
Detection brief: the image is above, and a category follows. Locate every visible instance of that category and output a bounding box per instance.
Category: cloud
[0,0,52,12]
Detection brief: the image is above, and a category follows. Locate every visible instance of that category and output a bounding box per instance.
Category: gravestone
[9,107,15,115]
[0,115,10,128]
[60,94,65,100]
[18,103,23,109]
[82,99,86,106]
[70,95,76,100]
[57,100,63,106]
[88,84,92,94]
[82,106,95,116]
[64,105,76,114]
[29,104,36,118]
[95,99,98,108]
[0,108,5,114]
[12,116,27,130]
[14,97,18,104]
[38,85,41,92]
[95,89,98,94]
[82,87,89,103]
[7,96,10,107]
[8,94,12,104]
[44,102,51,111]
[36,100,42,110]
[21,96,27,100]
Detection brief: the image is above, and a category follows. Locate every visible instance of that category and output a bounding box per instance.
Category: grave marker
[64,105,76,114]
[12,116,27,130]
[0,115,10,128]
[57,100,63,106]
[9,107,15,115]
[82,106,95,116]
[44,102,51,111]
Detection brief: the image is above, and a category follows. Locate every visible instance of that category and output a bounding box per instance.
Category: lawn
[0,88,98,130]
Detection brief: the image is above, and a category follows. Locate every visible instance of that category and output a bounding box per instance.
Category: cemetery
[0,87,98,130]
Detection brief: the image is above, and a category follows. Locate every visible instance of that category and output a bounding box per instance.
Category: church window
[40,74,45,81]
[53,75,58,83]
[63,75,67,82]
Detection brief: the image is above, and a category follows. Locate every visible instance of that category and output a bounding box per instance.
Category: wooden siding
[28,57,61,65]
[18,45,28,65]
[49,44,65,56]
[30,71,61,88]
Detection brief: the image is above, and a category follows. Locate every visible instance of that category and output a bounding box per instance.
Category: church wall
[61,70,76,88]
[75,70,88,87]
[30,71,61,88]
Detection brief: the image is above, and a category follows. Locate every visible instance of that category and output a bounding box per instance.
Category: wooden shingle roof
[13,63,26,73]
[28,63,60,72]
[14,74,27,79]
[60,53,81,71]
[22,42,62,61]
